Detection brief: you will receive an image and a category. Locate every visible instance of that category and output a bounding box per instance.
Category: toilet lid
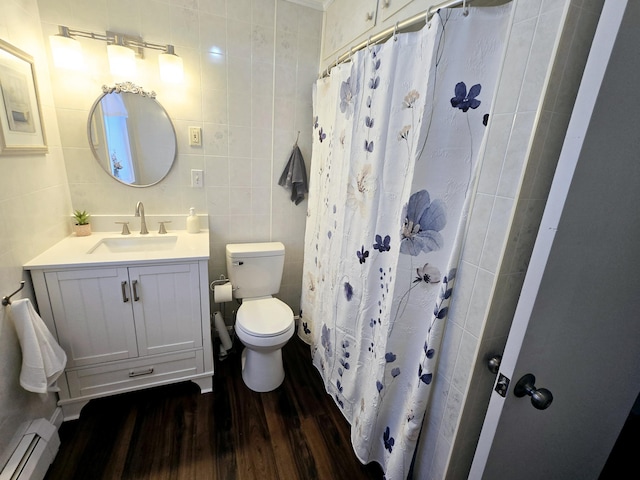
[237,298,294,337]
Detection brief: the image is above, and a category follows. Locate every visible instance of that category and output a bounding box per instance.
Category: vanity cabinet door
[45,268,138,368]
[128,263,203,357]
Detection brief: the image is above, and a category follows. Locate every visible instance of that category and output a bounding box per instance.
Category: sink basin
[88,235,178,254]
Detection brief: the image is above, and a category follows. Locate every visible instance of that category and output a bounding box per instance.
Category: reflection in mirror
[88,82,176,187]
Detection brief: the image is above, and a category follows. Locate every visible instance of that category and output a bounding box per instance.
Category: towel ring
[2,281,25,306]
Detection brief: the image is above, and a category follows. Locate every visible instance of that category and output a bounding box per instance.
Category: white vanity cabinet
[25,230,213,421]
[43,263,203,367]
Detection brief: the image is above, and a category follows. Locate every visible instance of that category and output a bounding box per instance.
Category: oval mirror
[87,82,176,187]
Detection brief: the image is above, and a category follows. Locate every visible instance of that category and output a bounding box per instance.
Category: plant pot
[73,223,92,237]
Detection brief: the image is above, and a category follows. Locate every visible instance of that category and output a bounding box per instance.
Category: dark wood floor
[45,334,384,480]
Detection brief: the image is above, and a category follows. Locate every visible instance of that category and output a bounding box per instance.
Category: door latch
[495,373,510,397]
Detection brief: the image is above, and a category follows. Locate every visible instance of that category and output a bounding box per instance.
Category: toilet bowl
[226,242,295,392]
[235,297,294,392]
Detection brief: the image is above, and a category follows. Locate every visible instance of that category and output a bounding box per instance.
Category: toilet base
[241,347,285,392]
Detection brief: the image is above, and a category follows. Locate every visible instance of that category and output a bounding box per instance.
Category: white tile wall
[0,0,71,463]
[37,0,324,315]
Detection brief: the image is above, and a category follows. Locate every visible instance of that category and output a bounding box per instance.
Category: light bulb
[49,27,83,70]
[107,39,136,77]
[158,45,184,83]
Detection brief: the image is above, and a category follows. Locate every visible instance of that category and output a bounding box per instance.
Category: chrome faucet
[135,201,149,234]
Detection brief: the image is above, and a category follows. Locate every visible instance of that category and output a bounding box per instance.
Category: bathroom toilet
[226,242,295,392]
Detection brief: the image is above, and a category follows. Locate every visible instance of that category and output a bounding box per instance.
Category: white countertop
[24,230,210,270]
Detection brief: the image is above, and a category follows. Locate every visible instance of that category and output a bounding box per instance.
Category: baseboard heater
[0,419,60,480]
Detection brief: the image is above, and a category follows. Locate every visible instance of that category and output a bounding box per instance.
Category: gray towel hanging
[278,143,308,205]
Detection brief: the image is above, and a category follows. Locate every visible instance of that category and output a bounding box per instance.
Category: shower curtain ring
[463,0,469,16]
[393,22,399,41]
[367,36,371,51]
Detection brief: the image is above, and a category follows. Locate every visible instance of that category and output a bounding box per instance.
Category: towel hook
[2,281,25,306]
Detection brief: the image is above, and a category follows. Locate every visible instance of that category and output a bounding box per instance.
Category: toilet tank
[226,242,285,299]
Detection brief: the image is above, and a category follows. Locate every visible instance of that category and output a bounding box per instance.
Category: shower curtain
[300,6,511,478]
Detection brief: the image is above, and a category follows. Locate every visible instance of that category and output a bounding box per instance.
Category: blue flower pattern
[373,234,391,252]
[344,282,353,301]
[450,81,482,112]
[376,350,402,399]
[417,269,456,386]
[335,339,351,408]
[357,245,369,264]
[383,426,395,453]
[400,190,447,256]
[340,77,356,119]
[304,12,497,474]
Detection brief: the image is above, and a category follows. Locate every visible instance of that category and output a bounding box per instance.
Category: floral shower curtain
[299,6,511,478]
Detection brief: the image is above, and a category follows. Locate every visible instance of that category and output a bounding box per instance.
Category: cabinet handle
[132,280,140,301]
[128,367,154,377]
[366,11,374,21]
[121,281,129,302]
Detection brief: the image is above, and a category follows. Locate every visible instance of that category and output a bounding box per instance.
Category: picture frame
[0,39,47,154]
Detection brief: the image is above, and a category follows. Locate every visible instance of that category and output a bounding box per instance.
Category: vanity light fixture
[49,25,184,82]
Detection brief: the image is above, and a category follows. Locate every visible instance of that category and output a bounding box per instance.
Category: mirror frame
[87,82,177,188]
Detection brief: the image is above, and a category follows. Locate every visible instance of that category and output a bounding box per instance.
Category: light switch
[189,126,202,146]
[191,169,204,188]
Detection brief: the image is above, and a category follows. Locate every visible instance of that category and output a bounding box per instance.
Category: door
[470,1,640,478]
[45,267,138,367]
[379,0,413,22]
[129,263,203,356]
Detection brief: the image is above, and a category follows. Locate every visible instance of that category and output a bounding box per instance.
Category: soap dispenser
[186,207,200,233]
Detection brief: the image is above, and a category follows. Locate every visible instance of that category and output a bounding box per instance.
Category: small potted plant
[73,209,91,236]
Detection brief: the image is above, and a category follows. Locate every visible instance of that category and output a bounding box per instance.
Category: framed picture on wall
[0,39,47,155]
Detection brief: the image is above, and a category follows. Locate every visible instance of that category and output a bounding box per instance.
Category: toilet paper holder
[210,275,240,303]
[210,276,229,289]
[209,276,239,299]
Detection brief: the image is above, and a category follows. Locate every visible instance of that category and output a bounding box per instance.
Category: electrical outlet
[189,126,202,146]
[191,169,204,188]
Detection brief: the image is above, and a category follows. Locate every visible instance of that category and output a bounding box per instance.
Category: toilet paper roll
[214,283,233,303]
[214,311,233,351]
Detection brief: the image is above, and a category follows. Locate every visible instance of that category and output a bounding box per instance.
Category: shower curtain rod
[320,0,471,78]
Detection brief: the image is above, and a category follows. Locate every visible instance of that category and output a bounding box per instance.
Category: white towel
[10,298,67,394]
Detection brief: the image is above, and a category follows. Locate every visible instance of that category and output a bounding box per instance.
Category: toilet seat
[236,297,294,337]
